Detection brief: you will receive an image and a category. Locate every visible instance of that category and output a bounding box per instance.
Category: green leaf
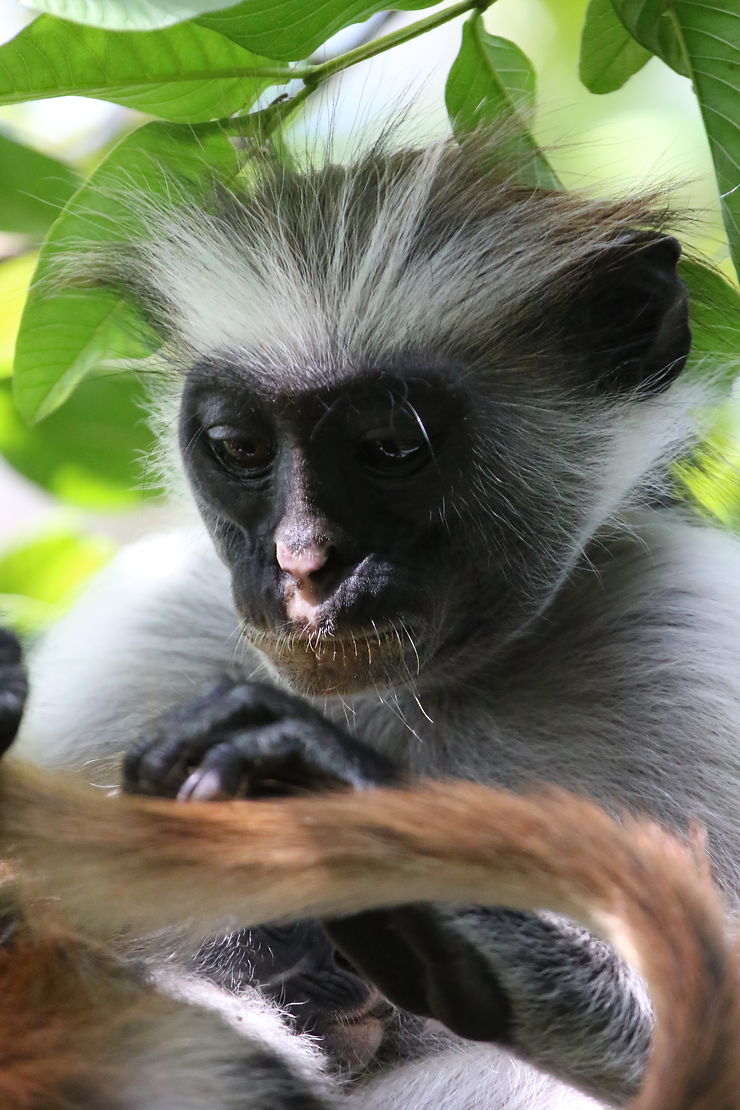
[13,121,239,423]
[611,0,739,279]
[0,526,114,635]
[0,16,276,122]
[672,261,739,526]
[0,255,37,375]
[198,0,436,63]
[24,0,247,31]
[0,593,57,638]
[0,527,113,604]
[0,372,159,509]
[678,402,740,531]
[681,258,740,375]
[0,132,79,235]
[579,0,652,94]
[610,0,688,74]
[445,15,559,190]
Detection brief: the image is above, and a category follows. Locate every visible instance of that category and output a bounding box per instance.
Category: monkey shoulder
[544,509,740,685]
[481,510,740,886]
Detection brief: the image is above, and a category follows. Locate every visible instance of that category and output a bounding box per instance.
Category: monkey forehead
[125,140,673,375]
[183,346,467,405]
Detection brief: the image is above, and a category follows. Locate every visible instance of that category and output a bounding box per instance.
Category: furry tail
[1,758,738,1110]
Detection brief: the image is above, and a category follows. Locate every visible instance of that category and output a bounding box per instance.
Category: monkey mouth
[242,622,418,695]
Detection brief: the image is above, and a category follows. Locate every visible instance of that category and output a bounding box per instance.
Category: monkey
[14,131,740,1108]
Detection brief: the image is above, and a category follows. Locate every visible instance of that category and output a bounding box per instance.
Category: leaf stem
[205,1,494,142]
[302,0,493,84]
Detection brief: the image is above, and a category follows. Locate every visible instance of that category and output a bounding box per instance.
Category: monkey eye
[206,425,274,474]
[358,434,429,476]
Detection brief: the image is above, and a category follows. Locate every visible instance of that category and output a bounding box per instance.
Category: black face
[180,360,477,695]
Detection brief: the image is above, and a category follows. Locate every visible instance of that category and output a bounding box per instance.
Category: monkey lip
[242,621,420,695]
[249,622,406,659]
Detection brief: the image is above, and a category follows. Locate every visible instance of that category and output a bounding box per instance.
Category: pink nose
[275,539,330,582]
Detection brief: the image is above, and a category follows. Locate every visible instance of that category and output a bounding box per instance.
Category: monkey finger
[156,680,325,749]
[189,725,349,797]
[120,680,287,796]
[123,727,232,798]
[178,743,249,800]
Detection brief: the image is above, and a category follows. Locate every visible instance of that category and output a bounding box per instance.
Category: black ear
[573,232,691,394]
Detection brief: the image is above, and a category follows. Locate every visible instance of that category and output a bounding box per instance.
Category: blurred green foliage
[0,130,79,234]
[0,525,113,634]
[0,0,738,626]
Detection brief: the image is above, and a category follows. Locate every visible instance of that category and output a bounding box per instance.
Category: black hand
[0,628,28,758]
[327,905,514,1044]
[123,676,397,800]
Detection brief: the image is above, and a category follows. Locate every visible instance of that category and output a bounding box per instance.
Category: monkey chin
[242,624,412,696]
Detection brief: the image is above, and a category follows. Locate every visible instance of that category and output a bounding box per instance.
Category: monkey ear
[574,232,691,394]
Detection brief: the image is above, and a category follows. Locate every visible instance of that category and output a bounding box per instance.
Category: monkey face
[179,360,479,696]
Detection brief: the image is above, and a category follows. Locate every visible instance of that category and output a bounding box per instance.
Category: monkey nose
[275,539,331,584]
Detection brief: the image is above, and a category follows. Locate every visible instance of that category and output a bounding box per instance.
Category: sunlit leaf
[0,132,79,234]
[681,258,740,375]
[445,15,558,189]
[198,0,436,62]
[579,0,652,94]
[677,259,740,527]
[0,16,274,122]
[24,0,246,31]
[13,122,238,423]
[0,526,114,635]
[0,373,159,508]
[0,255,37,376]
[612,0,739,278]
[0,594,56,638]
[679,403,740,530]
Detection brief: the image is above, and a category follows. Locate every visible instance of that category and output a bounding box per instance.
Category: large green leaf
[13,121,238,423]
[611,0,739,279]
[0,373,159,508]
[198,0,436,62]
[24,0,246,31]
[0,16,275,122]
[445,15,559,189]
[0,132,79,235]
[579,0,653,93]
